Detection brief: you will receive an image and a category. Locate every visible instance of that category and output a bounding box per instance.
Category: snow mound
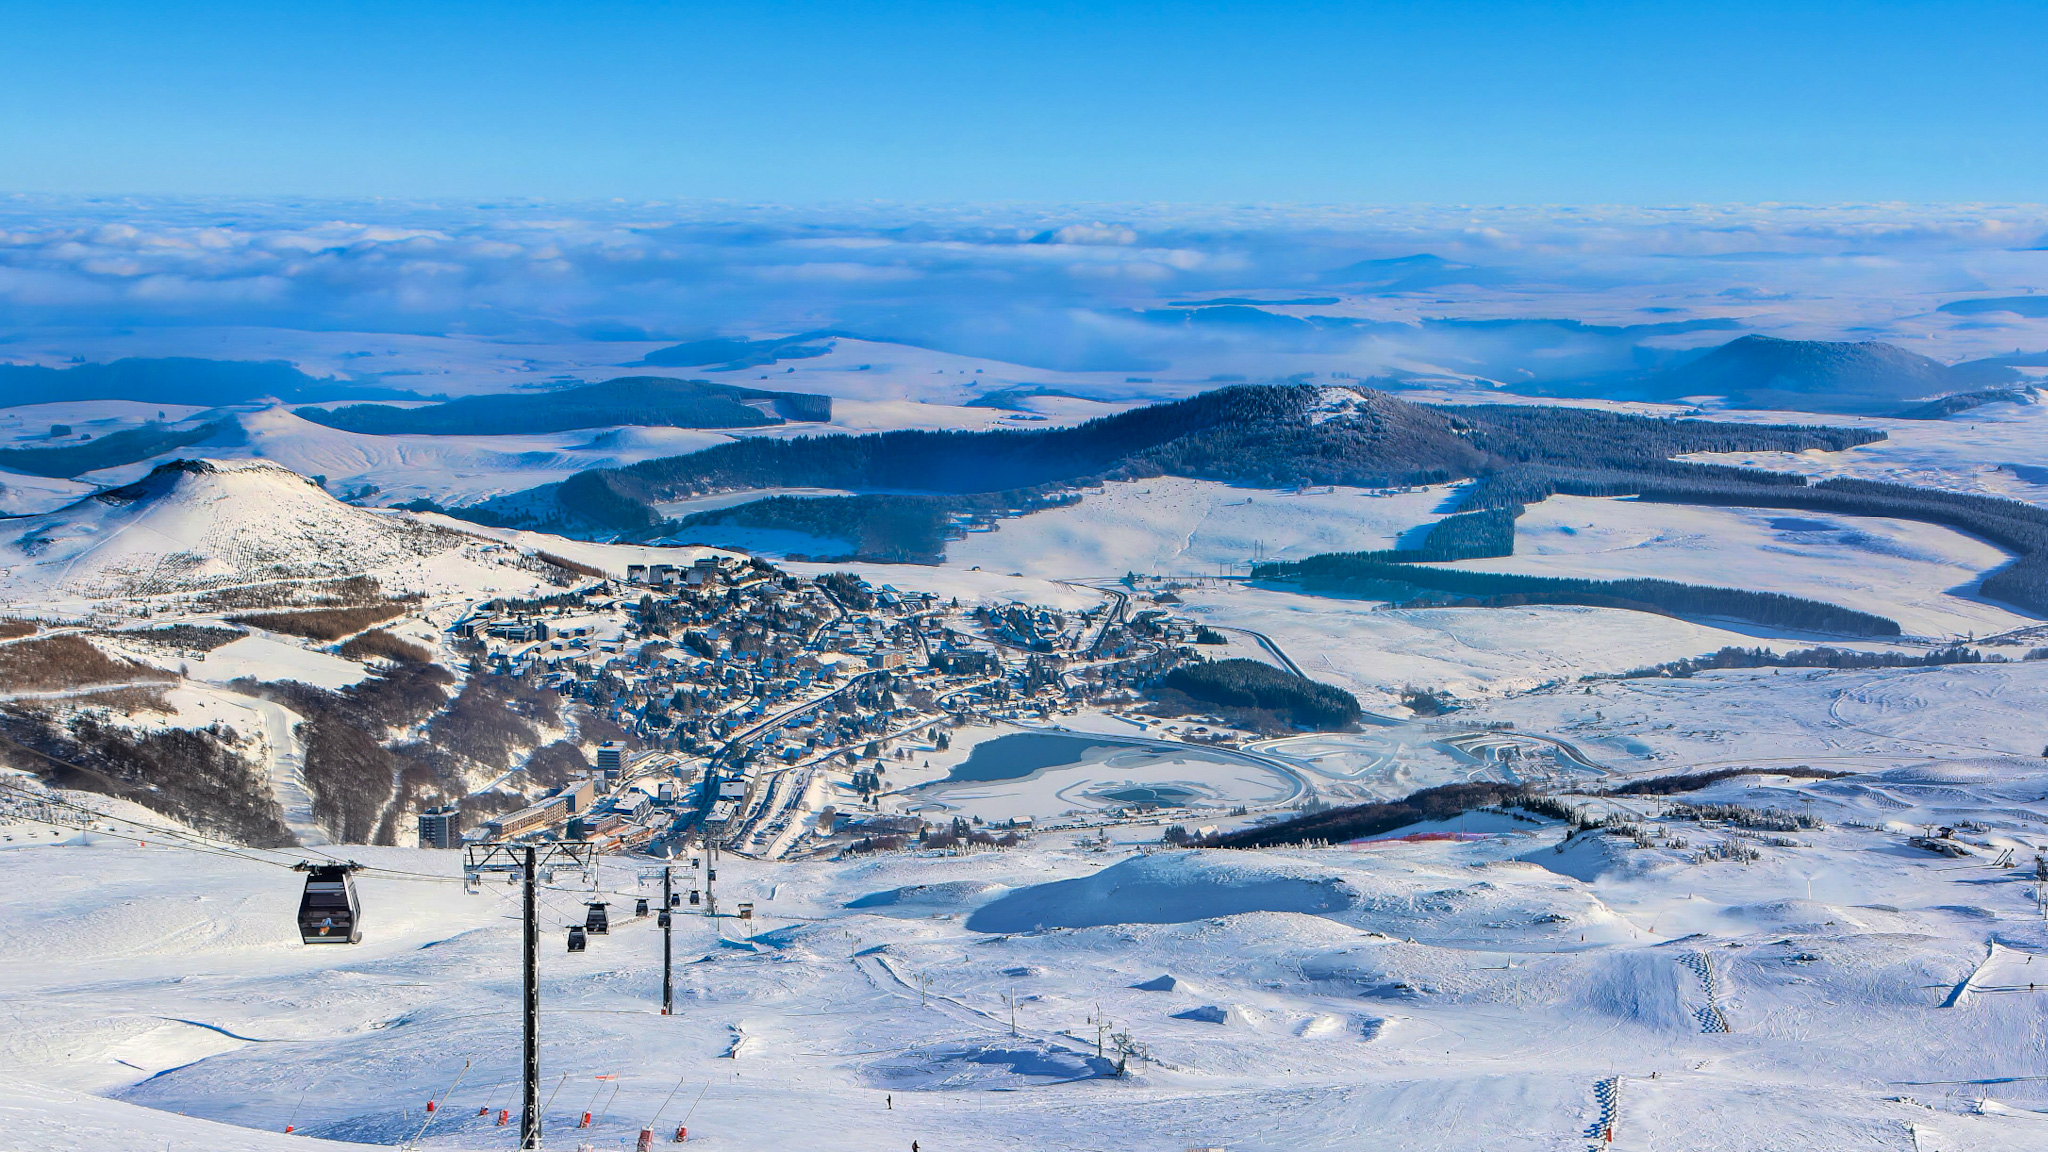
[1519,832,1675,882]
[1132,973,1179,991]
[1298,950,1427,999]
[845,879,1010,911]
[1875,762,1996,785]
[1721,899,1865,931]
[1172,1004,1232,1024]
[964,851,1358,933]
[862,1039,1114,1090]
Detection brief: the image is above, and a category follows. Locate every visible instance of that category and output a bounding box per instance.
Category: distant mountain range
[0,357,424,408]
[298,376,831,436]
[636,332,841,371]
[1938,295,2048,318]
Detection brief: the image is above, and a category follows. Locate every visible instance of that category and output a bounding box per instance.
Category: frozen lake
[903,731,1305,822]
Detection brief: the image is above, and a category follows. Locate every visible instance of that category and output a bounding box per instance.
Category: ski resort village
[7,199,2048,1152]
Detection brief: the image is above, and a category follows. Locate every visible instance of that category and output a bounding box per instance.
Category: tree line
[1254,555,1902,636]
[1156,657,1362,730]
[1598,644,2004,680]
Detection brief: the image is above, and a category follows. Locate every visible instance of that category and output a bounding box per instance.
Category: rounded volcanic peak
[1,457,465,603]
[85,457,320,506]
[1649,334,1969,412]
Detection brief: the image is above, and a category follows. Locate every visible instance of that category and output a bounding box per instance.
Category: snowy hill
[1640,334,2017,413]
[0,458,474,607]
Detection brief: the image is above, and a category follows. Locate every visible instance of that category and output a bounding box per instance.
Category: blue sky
[2,0,2044,203]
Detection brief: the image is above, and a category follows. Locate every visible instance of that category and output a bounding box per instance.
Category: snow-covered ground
[5,333,2048,1150]
[947,479,1461,578]
[1681,392,2048,508]
[1446,495,2031,640]
[6,745,2048,1151]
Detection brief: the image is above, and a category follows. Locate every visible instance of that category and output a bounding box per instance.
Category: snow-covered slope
[6,756,2048,1151]
[0,459,471,607]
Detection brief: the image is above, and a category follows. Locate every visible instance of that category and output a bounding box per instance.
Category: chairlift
[585,901,610,935]
[689,889,700,905]
[464,872,481,894]
[635,897,650,917]
[567,925,587,952]
[293,862,363,945]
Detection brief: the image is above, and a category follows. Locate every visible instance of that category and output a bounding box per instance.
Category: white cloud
[0,198,2042,375]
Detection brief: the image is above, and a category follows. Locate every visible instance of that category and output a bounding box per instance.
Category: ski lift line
[0,778,459,881]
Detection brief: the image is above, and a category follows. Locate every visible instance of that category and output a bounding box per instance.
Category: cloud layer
[2,197,2045,379]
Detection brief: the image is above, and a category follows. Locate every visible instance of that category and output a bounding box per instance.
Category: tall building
[417,805,461,849]
[596,741,625,780]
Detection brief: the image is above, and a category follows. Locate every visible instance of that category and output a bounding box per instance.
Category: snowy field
[6,750,2048,1152]
[947,479,1460,578]
[1485,660,2048,774]
[1161,580,1911,714]
[1681,393,2048,508]
[1447,495,2032,640]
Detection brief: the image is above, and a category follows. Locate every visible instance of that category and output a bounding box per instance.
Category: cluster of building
[437,558,1205,854]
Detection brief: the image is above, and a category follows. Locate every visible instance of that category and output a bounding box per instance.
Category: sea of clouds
[1,197,2044,378]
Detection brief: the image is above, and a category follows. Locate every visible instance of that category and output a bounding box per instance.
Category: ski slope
[5,752,2048,1151]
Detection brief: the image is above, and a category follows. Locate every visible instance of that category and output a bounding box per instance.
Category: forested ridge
[472,382,2048,626]
[535,384,1876,540]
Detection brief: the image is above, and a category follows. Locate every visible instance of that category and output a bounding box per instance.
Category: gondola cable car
[635,897,650,917]
[567,924,587,953]
[293,861,364,945]
[585,901,610,935]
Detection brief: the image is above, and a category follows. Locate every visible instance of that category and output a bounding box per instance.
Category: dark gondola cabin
[295,863,362,944]
[635,896,649,917]
[567,925,587,952]
[689,889,700,905]
[585,901,610,935]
